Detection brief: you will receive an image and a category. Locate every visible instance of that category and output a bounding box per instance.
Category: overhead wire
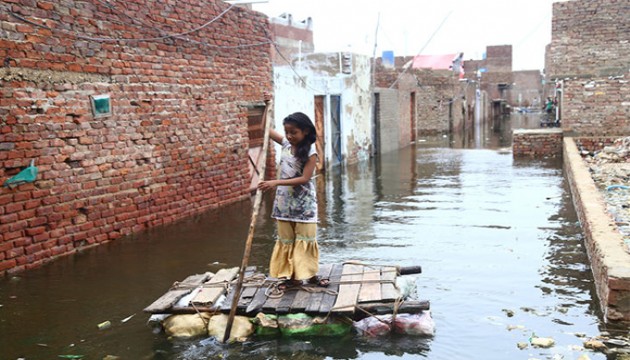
[388,10,453,89]
[263,28,327,94]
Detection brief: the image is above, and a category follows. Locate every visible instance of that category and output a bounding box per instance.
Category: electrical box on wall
[90,94,112,118]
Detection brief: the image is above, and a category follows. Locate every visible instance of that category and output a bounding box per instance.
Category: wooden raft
[144,263,428,319]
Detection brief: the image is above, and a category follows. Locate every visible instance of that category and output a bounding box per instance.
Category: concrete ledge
[564,137,630,322]
[513,129,563,157]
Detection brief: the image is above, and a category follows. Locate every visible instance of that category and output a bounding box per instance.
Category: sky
[252,0,557,71]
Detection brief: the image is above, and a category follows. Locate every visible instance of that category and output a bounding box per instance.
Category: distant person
[545,97,554,115]
[258,112,329,290]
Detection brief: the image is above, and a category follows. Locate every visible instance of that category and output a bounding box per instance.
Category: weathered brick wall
[548,0,629,78]
[562,75,630,136]
[547,0,629,136]
[0,0,272,275]
[574,136,617,153]
[463,45,514,104]
[485,45,512,73]
[512,129,563,157]
[480,71,514,102]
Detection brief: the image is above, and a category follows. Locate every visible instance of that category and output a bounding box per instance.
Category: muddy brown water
[0,114,617,359]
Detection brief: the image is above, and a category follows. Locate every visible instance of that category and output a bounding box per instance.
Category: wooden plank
[317,263,342,314]
[245,281,271,314]
[192,267,239,306]
[380,266,400,302]
[289,286,313,313]
[262,289,284,313]
[237,267,260,309]
[353,300,430,320]
[331,264,363,314]
[358,267,382,303]
[144,273,210,313]
[221,267,256,312]
[275,286,299,314]
[305,264,333,313]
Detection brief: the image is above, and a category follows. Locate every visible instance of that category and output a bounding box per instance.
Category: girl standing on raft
[257,112,329,290]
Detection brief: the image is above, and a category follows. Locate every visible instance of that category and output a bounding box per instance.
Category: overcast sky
[252,0,557,71]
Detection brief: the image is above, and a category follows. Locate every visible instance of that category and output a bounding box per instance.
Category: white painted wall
[272,53,373,170]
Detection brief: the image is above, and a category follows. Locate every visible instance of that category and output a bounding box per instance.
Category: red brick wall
[0,0,273,275]
[512,129,563,157]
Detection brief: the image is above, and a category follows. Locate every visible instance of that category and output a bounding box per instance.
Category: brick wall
[546,0,629,136]
[463,45,514,104]
[574,136,617,153]
[485,45,512,73]
[548,0,629,78]
[562,76,630,136]
[270,15,314,65]
[0,0,273,275]
[512,129,563,157]
[375,63,463,137]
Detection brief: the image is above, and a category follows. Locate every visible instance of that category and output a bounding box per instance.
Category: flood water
[0,113,615,359]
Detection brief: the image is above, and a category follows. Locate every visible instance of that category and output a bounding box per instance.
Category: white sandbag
[162,313,212,338]
[207,314,254,343]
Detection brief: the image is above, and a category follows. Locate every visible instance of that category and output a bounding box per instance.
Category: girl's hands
[257,180,278,192]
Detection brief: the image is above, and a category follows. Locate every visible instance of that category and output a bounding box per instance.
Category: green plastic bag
[3,160,37,188]
[251,313,280,336]
[277,313,351,337]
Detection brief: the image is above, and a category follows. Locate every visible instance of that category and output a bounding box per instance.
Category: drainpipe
[338,52,342,74]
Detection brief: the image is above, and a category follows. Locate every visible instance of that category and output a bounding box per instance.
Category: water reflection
[0,113,607,360]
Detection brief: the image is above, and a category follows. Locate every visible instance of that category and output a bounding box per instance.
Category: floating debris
[583,339,607,351]
[97,321,111,330]
[121,314,135,323]
[531,336,555,348]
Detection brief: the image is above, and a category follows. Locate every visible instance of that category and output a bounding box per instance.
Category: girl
[258,112,328,289]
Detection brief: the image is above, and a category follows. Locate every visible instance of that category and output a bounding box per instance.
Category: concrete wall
[373,88,401,154]
[564,137,630,322]
[547,0,630,136]
[273,53,373,168]
[0,0,272,275]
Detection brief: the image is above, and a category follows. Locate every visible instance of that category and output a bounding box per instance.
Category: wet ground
[0,113,620,359]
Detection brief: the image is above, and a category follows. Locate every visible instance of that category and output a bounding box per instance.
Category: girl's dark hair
[283,112,317,166]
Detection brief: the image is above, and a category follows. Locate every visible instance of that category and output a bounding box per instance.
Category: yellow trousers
[269,220,319,280]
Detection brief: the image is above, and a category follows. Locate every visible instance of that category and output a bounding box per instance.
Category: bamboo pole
[222,99,274,343]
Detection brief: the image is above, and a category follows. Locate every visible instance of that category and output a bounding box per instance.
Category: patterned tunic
[271,139,318,223]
